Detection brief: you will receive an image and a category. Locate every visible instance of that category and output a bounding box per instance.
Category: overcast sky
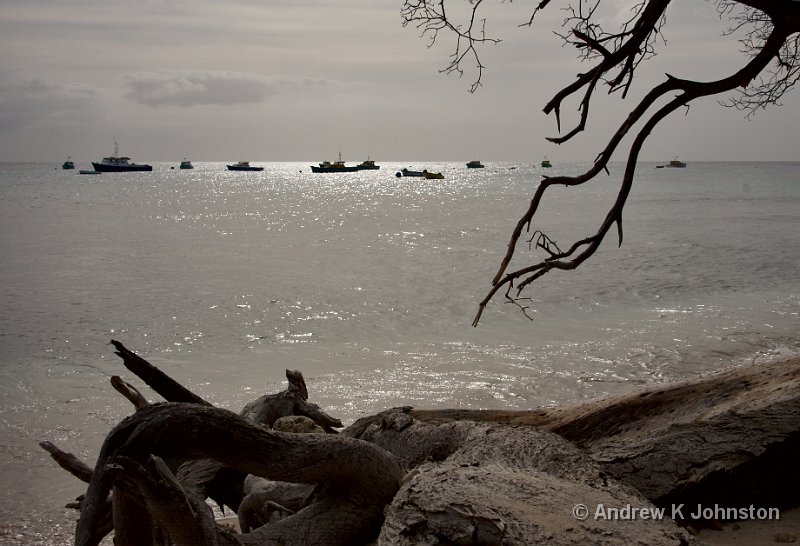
[1,0,797,163]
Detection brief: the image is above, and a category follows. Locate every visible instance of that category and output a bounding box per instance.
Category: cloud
[0,74,100,133]
[121,69,337,107]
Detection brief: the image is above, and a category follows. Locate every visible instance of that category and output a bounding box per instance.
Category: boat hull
[227,165,264,171]
[92,163,152,172]
[310,165,360,173]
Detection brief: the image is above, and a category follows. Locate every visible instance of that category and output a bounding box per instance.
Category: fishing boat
[466,160,484,169]
[541,157,552,168]
[62,157,75,170]
[226,161,264,171]
[356,158,380,170]
[92,140,152,172]
[423,170,444,179]
[179,159,194,169]
[310,153,359,173]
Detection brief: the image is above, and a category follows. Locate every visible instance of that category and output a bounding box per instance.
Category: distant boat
[92,140,152,172]
[423,170,444,179]
[62,157,75,170]
[466,160,484,169]
[665,156,687,168]
[79,170,101,175]
[179,159,194,169]
[541,157,552,168]
[311,153,360,173]
[397,168,425,177]
[227,161,264,171]
[356,158,380,170]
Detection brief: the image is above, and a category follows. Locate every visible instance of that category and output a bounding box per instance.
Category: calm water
[1,161,799,543]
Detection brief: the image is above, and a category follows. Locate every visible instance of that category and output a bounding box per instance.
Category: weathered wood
[39,440,93,483]
[112,484,155,546]
[410,357,800,510]
[238,478,314,532]
[178,370,342,515]
[294,399,343,433]
[47,342,799,545]
[110,375,150,410]
[110,339,210,406]
[176,459,247,513]
[109,455,240,546]
[240,369,343,432]
[346,408,698,545]
[75,403,403,546]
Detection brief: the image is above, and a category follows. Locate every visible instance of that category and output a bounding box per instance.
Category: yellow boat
[423,170,444,179]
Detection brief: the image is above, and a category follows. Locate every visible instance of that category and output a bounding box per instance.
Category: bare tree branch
[400,0,800,325]
[473,19,791,325]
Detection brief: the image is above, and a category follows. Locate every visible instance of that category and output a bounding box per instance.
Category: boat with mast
[92,140,152,172]
[356,158,380,170]
[311,152,360,173]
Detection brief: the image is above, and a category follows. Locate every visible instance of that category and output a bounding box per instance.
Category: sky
[0,0,797,164]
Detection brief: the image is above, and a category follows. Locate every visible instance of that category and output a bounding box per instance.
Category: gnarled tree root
[76,403,403,546]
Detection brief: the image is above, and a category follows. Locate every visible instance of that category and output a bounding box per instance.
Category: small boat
[311,153,359,173]
[423,170,444,179]
[79,170,101,175]
[541,157,552,168]
[62,157,75,170]
[466,160,484,169]
[92,140,153,172]
[356,158,380,170]
[179,159,194,169]
[397,168,425,177]
[226,161,264,171]
[665,156,686,168]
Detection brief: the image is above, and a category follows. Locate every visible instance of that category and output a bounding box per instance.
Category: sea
[1,160,798,543]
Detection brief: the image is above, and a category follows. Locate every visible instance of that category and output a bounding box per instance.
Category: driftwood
[41,343,799,545]
[240,369,343,432]
[44,341,372,545]
[409,357,800,512]
[347,408,696,545]
[76,403,403,546]
[180,365,343,514]
[39,440,93,484]
[110,375,150,410]
[111,339,210,406]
